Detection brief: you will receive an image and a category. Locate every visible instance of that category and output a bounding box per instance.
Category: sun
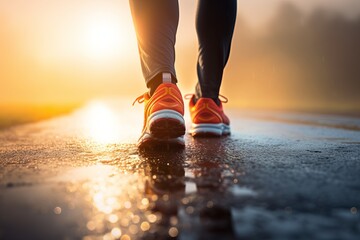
[83,18,120,60]
[82,13,135,61]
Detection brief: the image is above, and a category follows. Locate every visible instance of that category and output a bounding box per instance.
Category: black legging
[130,0,237,99]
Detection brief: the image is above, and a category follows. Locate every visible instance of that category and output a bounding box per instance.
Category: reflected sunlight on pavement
[76,99,143,145]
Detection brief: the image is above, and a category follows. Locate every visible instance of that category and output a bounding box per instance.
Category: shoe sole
[138,134,185,150]
[190,123,230,137]
[148,110,185,139]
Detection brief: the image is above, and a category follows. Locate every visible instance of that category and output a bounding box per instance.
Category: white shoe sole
[138,110,185,149]
[190,123,230,137]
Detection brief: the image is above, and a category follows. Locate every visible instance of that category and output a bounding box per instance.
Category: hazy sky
[178,0,360,29]
[1,0,360,108]
[237,0,360,26]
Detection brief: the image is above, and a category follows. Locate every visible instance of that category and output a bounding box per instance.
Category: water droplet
[147,214,157,223]
[108,214,119,223]
[170,216,178,226]
[54,207,62,215]
[151,195,158,201]
[206,201,214,208]
[120,234,131,240]
[87,221,96,231]
[350,207,357,214]
[129,224,138,234]
[120,218,129,227]
[181,197,189,204]
[186,206,194,214]
[168,227,178,237]
[141,198,149,206]
[140,221,150,231]
[111,228,122,238]
[103,233,113,240]
[132,215,140,224]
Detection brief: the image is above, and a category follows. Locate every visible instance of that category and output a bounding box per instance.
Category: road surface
[1,100,360,240]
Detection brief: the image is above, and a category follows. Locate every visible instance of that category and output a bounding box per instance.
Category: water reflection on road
[61,100,240,239]
[69,137,240,240]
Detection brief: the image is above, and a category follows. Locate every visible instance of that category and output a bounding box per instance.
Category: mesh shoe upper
[140,83,184,131]
[134,83,185,148]
[188,95,230,126]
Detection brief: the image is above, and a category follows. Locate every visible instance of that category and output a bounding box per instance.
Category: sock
[148,72,177,96]
[194,84,220,106]
[193,93,221,106]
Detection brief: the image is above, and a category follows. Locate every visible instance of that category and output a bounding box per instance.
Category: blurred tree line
[222,2,360,113]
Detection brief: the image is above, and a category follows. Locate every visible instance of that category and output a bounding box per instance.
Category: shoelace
[184,94,229,103]
[134,93,229,105]
[132,93,146,106]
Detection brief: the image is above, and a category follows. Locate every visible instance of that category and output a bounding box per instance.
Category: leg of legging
[129,0,179,90]
[195,0,237,103]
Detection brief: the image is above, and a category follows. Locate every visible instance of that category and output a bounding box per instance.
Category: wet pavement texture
[0,100,360,240]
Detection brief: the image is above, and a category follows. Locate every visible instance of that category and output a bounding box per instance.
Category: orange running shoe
[186,94,230,137]
[134,78,185,148]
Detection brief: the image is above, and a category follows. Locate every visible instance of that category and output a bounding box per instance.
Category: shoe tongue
[162,72,172,83]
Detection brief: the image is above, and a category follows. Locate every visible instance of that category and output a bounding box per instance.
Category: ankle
[148,72,177,96]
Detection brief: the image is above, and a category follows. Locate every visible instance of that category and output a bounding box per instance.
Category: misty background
[232,3,360,112]
[1,0,360,122]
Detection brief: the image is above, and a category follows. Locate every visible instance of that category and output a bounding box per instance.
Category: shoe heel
[148,110,185,139]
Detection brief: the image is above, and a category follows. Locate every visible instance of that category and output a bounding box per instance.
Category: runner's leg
[195,0,237,104]
[129,0,179,94]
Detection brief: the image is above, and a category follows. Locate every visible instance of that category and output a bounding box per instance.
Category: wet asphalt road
[0,100,359,240]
